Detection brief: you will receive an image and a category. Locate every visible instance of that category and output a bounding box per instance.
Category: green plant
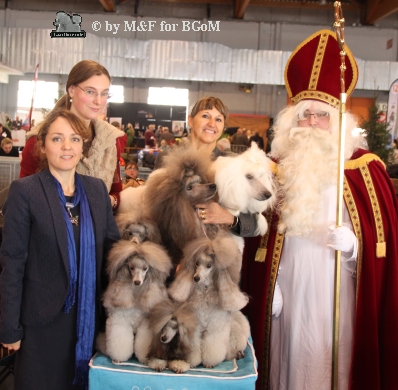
[360,98,395,166]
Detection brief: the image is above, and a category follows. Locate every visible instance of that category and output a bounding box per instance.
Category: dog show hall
[0,1,398,390]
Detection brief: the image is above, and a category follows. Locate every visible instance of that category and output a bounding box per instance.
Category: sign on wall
[387,79,398,143]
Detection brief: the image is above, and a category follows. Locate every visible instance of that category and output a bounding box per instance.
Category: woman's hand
[195,202,234,225]
[2,340,21,351]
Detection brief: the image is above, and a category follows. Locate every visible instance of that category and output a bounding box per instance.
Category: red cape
[241,149,398,390]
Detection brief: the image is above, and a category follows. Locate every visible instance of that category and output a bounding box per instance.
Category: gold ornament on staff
[332,2,347,389]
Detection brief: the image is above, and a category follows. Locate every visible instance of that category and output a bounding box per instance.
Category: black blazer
[0,169,120,344]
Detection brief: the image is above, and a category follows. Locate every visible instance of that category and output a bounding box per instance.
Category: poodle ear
[121,230,130,240]
[176,304,198,340]
[107,241,138,281]
[249,140,260,152]
[177,322,194,356]
[168,269,194,302]
[140,242,173,277]
[180,237,210,273]
[213,235,242,284]
[144,220,163,245]
[116,264,132,282]
[217,269,249,312]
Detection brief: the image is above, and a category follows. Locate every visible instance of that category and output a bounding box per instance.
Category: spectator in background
[216,138,232,155]
[249,131,264,150]
[12,116,22,130]
[144,124,156,148]
[111,121,121,129]
[265,119,274,154]
[122,160,145,190]
[0,138,19,157]
[0,123,12,141]
[126,123,135,148]
[155,125,163,142]
[158,139,170,152]
[160,126,175,144]
[246,129,252,140]
[233,128,249,146]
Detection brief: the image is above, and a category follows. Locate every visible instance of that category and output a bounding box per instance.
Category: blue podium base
[89,339,258,390]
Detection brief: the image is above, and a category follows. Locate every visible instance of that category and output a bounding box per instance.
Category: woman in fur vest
[19,60,125,212]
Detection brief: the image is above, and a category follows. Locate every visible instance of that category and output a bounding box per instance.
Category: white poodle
[212,141,276,236]
[98,240,172,362]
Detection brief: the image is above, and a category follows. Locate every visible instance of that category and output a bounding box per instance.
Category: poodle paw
[148,358,167,372]
[203,364,214,369]
[169,360,190,374]
[112,359,122,364]
[236,351,245,360]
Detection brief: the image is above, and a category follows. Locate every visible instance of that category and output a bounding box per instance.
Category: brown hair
[36,110,90,171]
[190,96,229,121]
[53,60,111,111]
[1,137,13,147]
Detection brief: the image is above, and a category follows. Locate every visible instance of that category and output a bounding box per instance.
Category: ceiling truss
[97,0,397,25]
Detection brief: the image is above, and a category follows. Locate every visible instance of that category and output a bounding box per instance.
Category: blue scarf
[53,173,96,389]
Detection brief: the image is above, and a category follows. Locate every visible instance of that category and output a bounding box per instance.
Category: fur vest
[26,119,124,192]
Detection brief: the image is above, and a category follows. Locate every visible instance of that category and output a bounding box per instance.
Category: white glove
[327,225,357,254]
[272,280,283,317]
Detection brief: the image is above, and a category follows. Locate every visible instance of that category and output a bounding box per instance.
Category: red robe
[241,149,398,390]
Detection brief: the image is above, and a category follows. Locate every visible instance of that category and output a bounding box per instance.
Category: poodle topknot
[115,212,163,245]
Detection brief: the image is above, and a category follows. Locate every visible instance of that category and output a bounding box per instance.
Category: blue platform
[89,339,257,390]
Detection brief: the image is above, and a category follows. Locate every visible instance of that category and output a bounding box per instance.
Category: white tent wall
[0,7,396,117]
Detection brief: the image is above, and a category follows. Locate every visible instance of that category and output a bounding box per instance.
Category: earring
[69,98,72,103]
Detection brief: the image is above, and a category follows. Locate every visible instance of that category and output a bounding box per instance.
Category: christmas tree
[360,98,395,166]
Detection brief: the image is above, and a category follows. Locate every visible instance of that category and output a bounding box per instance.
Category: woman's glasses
[76,85,112,99]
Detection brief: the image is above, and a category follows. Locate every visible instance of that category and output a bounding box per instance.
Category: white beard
[277,126,339,237]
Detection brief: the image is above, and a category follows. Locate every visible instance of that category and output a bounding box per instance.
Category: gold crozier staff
[332,2,347,389]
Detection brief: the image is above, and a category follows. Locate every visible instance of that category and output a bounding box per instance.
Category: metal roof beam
[98,0,116,12]
[365,0,398,24]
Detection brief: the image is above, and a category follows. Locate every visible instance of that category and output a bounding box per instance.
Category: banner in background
[21,64,39,131]
[10,129,26,146]
[387,79,398,143]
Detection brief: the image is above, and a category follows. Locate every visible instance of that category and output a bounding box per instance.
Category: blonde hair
[1,137,13,147]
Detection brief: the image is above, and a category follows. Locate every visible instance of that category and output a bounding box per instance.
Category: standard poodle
[135,299,201,373]
[168,233,249,368]
[143,145,218,264]
[99,240,172,362]
[212,141,276,236]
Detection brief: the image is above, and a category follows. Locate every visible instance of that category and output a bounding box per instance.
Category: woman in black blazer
[0,110,120,390]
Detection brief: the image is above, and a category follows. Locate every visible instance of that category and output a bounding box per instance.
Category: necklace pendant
[70,215,79,227]
[66,206,79,227]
